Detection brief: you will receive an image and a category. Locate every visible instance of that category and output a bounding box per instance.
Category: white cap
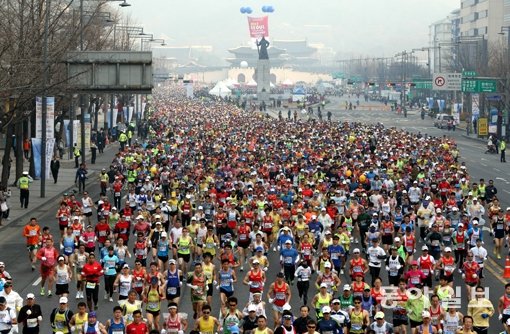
[343,284,351,291]
[468,191,473,195]
[473,197,478,201]
[311,215,317,219]
[191,216,197,221]
[111,207,117,210]
[73,216,80,220]
[23,171,29,175]
[321,208,326,211]
[402,190,407,194]
[322,306,331,313]
[198,206,204,210]
[248,305,257,312]
[161,232,167,237]
[422,310,431,318]
[285,240,292,244]
[320,283,328,288]
[458,223,464,227]
[452,207,459,211]
[394,237,401,242]
[353,248,360,254]
[473,220,479,225]
[436,208,442,213]
[59,296,68,304]
[422,245,429,250]
[375,311,385,319]
[425,196,431,201]
[325,230,332,235]
[26,293,35,299]
[324,262,331,268]
[136,215,144,219]
[506,318,510,326]
[252,259,260,264]
[444,247,452,252]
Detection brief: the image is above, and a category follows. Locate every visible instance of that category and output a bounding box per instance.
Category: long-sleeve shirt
[467,298,494,327]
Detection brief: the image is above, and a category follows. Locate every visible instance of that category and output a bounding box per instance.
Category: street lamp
[41,0,51,197]
[113,25,146,50]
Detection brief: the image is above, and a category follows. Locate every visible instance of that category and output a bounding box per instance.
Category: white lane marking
[504,190,510,194]
[481,163,487,167]
[32,277,41,286]
[494,168,502,172]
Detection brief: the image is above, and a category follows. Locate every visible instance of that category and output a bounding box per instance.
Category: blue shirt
[102,255,119,276]
[277,234,294,248]
[327,244,345,267]
[280,247,299,267]
[317,318,342,334]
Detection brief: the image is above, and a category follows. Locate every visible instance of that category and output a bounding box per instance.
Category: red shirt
[126,321,148,334]
[95,223,110,244]
[81,261,104,283]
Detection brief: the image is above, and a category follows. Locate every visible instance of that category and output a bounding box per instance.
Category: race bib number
[86,282,96,289]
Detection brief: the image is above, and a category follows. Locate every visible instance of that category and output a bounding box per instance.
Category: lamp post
[113,25,146,50]
[79,0,130,165]
[40,0,51,197]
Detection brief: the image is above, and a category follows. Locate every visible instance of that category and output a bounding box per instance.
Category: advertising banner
[248,16,269,38]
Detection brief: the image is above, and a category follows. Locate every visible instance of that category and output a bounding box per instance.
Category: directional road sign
[432,73,462,91]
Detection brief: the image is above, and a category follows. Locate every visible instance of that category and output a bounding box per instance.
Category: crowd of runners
[1,88,509,334]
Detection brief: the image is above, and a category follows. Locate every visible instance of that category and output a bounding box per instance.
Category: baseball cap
[26,293,35,299]
[0,262,4,267]
[320,283,328,288]
[375,311,385,319]
[473,220,479,225]
[122,264,129,269]
[255,246,264,252]
[353,248,360,254]
[322,306,331,314]
[422,311,431,318]
[248,305,257,312]
[394,237,401,242]
[324,261,332,268]
[89,311,97,318]
[252,259,260,264]
[444,247,452,252]
[169,259,176,264]
[285,240,292,244]
[422,245,429,251]
[59,296,68,304]
[411,260,418,266]
[161,232,167,237]
[343,284,351,291]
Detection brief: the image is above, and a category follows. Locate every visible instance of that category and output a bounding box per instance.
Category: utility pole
[41,0,51,197]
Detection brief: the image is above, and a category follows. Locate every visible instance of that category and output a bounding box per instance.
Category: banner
[32,138,55,179]
[248,16,269,38]
[472,93,480,118]
[35,97,55,139]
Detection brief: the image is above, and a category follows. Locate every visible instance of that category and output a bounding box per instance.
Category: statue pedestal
[256,59,271,105]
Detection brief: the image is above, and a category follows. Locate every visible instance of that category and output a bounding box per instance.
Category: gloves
[481,313,489,319]
[385,266,390,271]
[37,316,42,321]
[26,310,32,316]
[41,257,47,261]
[263,267,268,272]
[462,274,466,279]
[268,298,274,304]
[499,314,503,321]
[71,326,76,332]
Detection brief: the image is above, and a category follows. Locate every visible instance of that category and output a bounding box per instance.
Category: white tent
[209,82,231,97]
[246,79,257,87]
[224,78,239,89]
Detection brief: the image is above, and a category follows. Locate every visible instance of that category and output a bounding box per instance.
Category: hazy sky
[118,0,459,59]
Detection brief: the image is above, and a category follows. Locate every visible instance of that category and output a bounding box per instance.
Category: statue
[256,37,270,60]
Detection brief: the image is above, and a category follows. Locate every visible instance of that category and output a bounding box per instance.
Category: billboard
[248,16,269,38]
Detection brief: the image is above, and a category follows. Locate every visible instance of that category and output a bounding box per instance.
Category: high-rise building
[459,0,502,43]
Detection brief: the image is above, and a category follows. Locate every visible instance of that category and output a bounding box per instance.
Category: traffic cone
[504,256,510,279]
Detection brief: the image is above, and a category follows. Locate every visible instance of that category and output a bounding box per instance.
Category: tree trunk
[1,125,14,189]
[15,121,24,182]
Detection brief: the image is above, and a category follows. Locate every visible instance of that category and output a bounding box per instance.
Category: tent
[209,82,231,97]
[246,79,257,87]
[282,79,294,87]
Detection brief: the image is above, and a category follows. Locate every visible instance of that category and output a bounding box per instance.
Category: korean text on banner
[35,97,55,139]
[247,16,269,38]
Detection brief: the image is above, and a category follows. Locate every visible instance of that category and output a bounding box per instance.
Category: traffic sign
[461,78,497,93]
[478,117,488,136]
[462,70,477,77]
[433,73,462,91]
[413,80,432,90]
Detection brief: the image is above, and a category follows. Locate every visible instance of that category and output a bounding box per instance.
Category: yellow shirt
[202,262,215,284]
[197,316,215,334]
[467,298,494,327]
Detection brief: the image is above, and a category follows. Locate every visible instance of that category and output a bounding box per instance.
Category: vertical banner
[247,16,269,38]
[141,103,146,119]
[35,97,55,139]
[32,138,42,179]
[128,107,134,123]
[73,120,80,147]
[472,93,480,118]
[45,139,55,179]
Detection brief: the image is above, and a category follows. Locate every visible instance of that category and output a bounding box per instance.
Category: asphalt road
[1,100,509,333]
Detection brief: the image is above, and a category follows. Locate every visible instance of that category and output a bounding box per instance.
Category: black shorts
[238,241,250,249]
[409,319,423,328]
[495,230,505,239]
[84,212,93,217]
[440,273,454,283]
[502,314,510,324]
[166,286,181,300]
[466,281,478,287]
[393,318,408,327]
[56,283,69,296]
[178,253,190,263]
[158,256,169,263]
[59,224,68,231]
[382,235,393,245]
[146,309,160,317]
[207,283,213,297]
[219,288,234,298]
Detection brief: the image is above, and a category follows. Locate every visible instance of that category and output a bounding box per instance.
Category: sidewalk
[0,143,119,227]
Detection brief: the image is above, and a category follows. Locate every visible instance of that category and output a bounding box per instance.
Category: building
[459,0,503,42]
[226,40,319,69]
[429,9,461,73]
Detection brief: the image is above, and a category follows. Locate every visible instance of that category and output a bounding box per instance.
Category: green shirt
[405,295,430,322]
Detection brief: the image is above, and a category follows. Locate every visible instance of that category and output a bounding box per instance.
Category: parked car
[434,114,454,129]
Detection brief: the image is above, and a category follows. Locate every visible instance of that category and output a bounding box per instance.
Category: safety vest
[119,133,127,142]
[73,147,81,157]
[19,176,30,190]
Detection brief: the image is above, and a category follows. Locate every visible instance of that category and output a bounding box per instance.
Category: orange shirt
[23,224,41,245]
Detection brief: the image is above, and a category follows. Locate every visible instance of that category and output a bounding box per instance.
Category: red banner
[247,16,269,38]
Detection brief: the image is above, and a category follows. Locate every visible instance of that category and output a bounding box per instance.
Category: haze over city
[120,0,459,63]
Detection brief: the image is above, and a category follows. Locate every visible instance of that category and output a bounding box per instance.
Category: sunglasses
[307,326,316,329]
[203,311,210,314]
[229,304,237,307]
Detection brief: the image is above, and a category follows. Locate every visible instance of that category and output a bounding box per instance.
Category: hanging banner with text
[247,16,269,38]
[35,97,55,139]
[31,138,55,179]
